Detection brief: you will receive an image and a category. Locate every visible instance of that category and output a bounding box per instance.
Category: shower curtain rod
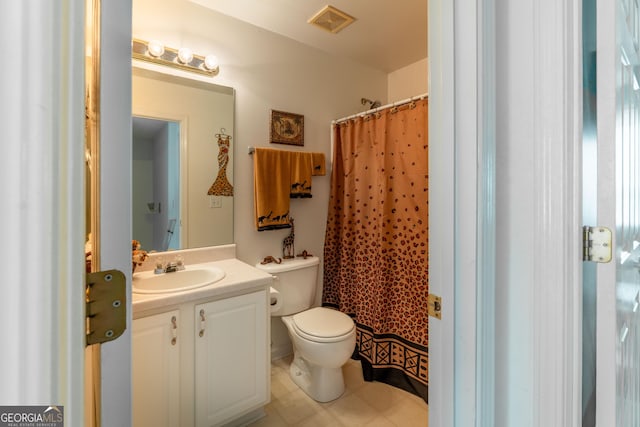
[332,92,428,125]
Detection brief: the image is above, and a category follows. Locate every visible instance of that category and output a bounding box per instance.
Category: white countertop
[132,258,273,315]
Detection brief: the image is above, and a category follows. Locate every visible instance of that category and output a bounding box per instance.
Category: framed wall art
[270,110,304,146]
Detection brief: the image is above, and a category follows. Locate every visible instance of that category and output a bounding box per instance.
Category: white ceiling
[188,0,428,73]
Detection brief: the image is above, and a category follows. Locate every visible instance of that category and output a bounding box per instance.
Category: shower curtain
[323,98,429,403]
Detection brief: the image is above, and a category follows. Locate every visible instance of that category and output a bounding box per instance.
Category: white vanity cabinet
[194,290,269,426]
[132,310,181,427]
[133,267,271,427]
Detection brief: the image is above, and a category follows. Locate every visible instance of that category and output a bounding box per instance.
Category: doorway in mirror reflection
[132,116,181,252]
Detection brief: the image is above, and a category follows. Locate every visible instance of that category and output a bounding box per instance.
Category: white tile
[364,417,399,427]
[297,410,345,427]
[248,360,429,427]
[354,380,406,413]
[326,393,379,426]
[272,388,323,425]
[382,397,428,427]
[270,368,299,399]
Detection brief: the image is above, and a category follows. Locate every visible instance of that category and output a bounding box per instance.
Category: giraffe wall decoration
[282,218,295,259]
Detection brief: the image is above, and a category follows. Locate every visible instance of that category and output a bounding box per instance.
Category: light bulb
[147,40,165,58]
[203,54,219,71]
[177,47,193,64]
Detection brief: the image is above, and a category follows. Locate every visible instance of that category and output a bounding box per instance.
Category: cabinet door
[132,310,181,427]
[195,290,269,427]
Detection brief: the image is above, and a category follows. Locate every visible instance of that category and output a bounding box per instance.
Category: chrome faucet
[164,262,179,273]
[154,255,185,274]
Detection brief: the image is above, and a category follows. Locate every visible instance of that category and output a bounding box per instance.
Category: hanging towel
[290,152,313,198]
[254,148,292,231]
[311,152,326,176]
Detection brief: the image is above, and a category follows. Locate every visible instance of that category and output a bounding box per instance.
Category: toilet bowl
[256,256,356,402]
[282,307,356,402]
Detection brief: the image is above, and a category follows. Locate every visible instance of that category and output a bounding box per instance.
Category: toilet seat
[291,307,355,343]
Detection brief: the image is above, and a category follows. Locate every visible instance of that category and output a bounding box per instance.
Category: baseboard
[271,342,292,361]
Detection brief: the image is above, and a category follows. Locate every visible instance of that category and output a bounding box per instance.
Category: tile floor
[249,356,428,427]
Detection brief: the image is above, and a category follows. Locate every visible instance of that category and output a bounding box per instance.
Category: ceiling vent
[308,5,356,34]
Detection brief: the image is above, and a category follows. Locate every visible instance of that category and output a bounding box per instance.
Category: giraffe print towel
[289,151,325,198]
[254,148,326,230]
[254,148,292,231]
[290,151,313,198]
[311,152,326,176]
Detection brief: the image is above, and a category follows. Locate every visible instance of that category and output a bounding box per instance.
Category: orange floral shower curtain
[323,98,429,403]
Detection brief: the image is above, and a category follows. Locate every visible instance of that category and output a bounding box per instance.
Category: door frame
[429,0,497,423]
[487,0,583,425]
[94,0,586,425]
[595,0,618,423]
[490,0,583,425]
[428,0,495,424]
[429,0,584,425]
[427,0,456,424]
[98,1,134,426]
[530,2,583,425]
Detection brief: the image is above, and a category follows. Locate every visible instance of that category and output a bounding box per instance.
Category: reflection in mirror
[132,67,235,251]
[132,117,181,251]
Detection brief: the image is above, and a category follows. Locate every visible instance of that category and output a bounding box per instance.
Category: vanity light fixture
[132,38,220,76]
[146,40,165,58]
[177,47,193,65]
[203,54,219,71]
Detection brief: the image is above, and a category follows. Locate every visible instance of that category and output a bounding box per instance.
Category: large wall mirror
[132,67,234,251]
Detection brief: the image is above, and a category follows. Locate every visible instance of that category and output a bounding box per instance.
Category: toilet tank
[256,256,319,316]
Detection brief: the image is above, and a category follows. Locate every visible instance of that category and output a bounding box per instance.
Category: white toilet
[256,256,356,402]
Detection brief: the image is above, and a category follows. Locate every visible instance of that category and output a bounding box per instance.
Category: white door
[596,0,640,425]
[428,0,467,425]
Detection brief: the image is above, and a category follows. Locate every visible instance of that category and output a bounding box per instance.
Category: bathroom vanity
[132,252,272,427]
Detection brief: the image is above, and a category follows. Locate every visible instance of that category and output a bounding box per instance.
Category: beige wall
[388,58,429,101]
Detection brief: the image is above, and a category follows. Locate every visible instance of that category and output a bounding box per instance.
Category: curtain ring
[390,107,398,114]
[410,102,416,109]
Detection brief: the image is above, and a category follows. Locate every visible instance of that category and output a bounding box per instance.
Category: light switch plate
[209,196,222,208]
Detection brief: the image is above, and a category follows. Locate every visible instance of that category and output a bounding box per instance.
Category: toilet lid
[291,307,354,341]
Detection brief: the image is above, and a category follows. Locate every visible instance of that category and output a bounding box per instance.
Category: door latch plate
[428,294,442,319]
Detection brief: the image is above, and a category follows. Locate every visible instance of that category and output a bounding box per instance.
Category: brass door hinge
[583,226,612,263]
[86,270,126,346]
[428,294,442,319]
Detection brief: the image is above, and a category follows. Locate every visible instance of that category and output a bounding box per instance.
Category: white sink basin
[133,266,226,294]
